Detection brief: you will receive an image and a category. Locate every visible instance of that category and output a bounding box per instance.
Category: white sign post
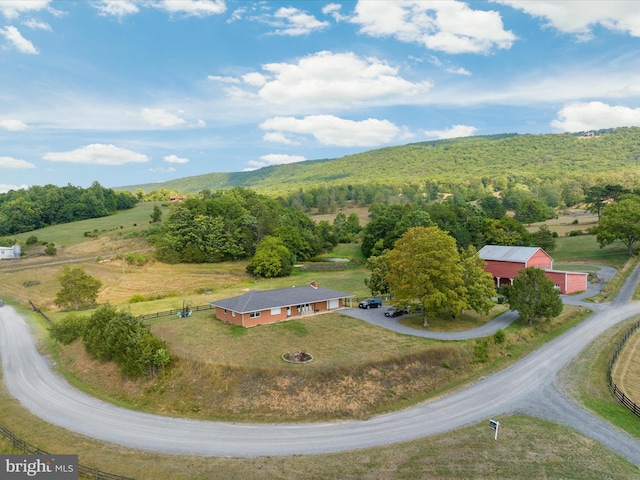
[489,418,500,440]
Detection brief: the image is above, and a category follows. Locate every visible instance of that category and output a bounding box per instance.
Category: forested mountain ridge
[120,127,640,196]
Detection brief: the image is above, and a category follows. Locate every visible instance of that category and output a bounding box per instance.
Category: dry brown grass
[527,206,599,235]
[611,328,640,404]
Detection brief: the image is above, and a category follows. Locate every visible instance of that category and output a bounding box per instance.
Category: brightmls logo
[1,455,77,479]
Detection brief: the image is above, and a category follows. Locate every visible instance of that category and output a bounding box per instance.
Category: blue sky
[2,0,640,193]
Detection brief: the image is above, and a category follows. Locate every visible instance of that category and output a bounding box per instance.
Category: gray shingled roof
[478,245,544,263]
[209,285,353,313]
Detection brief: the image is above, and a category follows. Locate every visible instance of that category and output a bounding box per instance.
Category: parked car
[384,307,407,317]
[359,298,382,309]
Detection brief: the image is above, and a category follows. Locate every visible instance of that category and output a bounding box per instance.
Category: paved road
[1,263,639,464]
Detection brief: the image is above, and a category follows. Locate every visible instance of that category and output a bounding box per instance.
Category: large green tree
[54,265,102,311]
[595,194,640,255]
[364,250,391,296]
[386,227,467,326]
[460,246,496,316]
[246,236,293,278]
[504,267,563,326]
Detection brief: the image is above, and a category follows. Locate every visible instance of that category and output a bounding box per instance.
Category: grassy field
[9,201,169,248]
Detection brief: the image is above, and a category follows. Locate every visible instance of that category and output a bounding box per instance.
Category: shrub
[474,339,489,363]
[567,230,584,237]
[129,294,147,303]
[49,314,88,345]
[25,235,38,245]
[494,329,506,344]
[44,243,57,256]
[22,280,41,287]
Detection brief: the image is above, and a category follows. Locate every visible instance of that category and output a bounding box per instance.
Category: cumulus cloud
[43,144,149,165]
[423,125,478,139]
[247,153,306,170]
[0,184,27,193]
[252,50,433,107]
[155,0,226,17]
[260,115,403,147]
[94,0,140,17]
[495,0,640,39]
[140,108,186,127]
[163,154,189,164]
[351,0,515,54]
[551,102,640,132]
[0,26,38,54]
[269,7,330,36]
[0,0,51,19]
[0,119,28,131]
[149,166,176,173]
[0,156,35,169]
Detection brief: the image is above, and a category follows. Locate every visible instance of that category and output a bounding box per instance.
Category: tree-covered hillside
[120,128,640,196]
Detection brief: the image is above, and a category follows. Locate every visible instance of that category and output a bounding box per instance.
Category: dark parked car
[359,298,382,309]
[385,307,407,317]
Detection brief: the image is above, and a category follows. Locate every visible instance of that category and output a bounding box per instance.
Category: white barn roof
[478,245,543,263]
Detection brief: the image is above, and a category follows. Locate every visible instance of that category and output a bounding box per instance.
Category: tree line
[0,181,137,235]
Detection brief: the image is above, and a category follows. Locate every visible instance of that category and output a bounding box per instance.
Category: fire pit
[282,351,314,364]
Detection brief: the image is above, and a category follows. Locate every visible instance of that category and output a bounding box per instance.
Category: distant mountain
[118,128,640,195]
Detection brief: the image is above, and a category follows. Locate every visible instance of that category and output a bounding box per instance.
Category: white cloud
[163,154,189,164]
[241,72,267,87]
[0,119,28,131]
[0,0,51,19]
[43,144,149,165]
[94,0,140,17]
[155,0,226,17]
[352,0,515,54]
[247,153,307,169]
[23,18,51,30]
[551,102,640,132]
[447,66,471,76]
[149,166,176,173]
[0,184,28,193]
[263,132,300,146]
[140,108,186,127]
[0,26,38,54]
[207,75,241,84]
[323,3,346,22]
[270,7,330,36]
[495,0,640,39]
[260,115,403,147]
[254,50,433,108]
[0,156,35,169]
[423,125,478,139]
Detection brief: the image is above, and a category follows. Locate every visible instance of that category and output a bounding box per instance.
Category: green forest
[122,127,640,206]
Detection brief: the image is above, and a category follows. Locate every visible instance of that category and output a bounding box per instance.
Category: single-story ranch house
[479,245,588,294]
[209,282,353,327]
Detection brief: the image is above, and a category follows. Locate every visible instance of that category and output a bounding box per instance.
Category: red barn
[478,245,588,294]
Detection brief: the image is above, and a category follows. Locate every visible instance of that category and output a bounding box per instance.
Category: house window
[250,311,261,318]
[270,307,281,315]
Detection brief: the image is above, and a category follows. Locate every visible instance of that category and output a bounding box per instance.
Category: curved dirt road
[1,264,640,463]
